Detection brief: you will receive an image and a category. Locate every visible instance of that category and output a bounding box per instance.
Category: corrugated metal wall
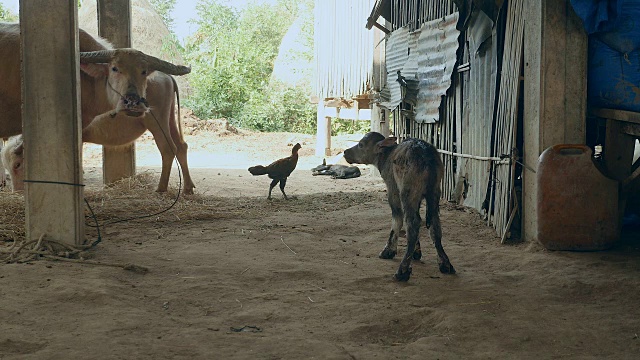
[460,9,497,213]
[388,0,457,31]
[415,14,460,123]
[384,0,524,239]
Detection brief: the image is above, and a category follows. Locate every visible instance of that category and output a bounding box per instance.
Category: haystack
[270,6,314,87]
[79,0,190,93]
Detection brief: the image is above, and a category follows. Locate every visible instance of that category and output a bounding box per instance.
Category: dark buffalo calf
[344,132,455,281]
[311,159,361,179]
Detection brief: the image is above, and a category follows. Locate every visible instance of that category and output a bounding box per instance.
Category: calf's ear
[374,137,397,153]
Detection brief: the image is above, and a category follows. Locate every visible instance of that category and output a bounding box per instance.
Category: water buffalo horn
[79,50,115,63]
[143,53,191,75]
[79,49,191,75]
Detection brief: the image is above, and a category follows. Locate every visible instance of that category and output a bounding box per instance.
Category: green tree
[184,0,297,119]
[182,0,320,133]
[149,0,177,30]
[0,4,17,22]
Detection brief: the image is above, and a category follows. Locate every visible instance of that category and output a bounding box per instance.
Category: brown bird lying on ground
[248,143,301,200]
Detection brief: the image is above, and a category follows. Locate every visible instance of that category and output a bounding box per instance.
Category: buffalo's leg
[149,127,178,193]
[169,108,196,195]
[173,140,195,195]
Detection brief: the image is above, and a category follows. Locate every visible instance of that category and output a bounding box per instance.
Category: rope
[12,79,185,254]
[0,233,148,272]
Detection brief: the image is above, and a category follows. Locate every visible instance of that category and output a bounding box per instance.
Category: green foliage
[0,4,17,22]
[238,80,316,133]
[149,0,177,30]
[331,118,371,135]
[182,0,317,133]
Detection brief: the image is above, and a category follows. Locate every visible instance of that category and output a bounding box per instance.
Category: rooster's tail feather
[248,165,268,176]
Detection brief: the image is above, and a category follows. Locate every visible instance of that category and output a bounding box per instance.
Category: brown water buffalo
[0,22,195,194]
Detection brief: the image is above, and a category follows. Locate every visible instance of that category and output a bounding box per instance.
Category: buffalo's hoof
[393,267,412,282]
[412,249,422,260]
[439,262,456,274]
[379,248,397,259]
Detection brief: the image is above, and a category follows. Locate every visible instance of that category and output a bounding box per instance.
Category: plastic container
[537,145,620,250]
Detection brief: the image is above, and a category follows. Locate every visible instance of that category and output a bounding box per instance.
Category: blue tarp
[573,0,640,112]
[571,0,640,53]
[570,0,623,34]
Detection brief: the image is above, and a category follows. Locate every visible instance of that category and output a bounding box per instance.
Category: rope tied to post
[0,233,148,273]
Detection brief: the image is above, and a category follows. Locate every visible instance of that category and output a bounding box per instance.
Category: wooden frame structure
[522,0,587,242]
[19,0,133,246]
[21,0,85,246]
[98,0,136,184]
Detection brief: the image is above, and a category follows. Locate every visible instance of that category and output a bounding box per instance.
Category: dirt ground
[1,128,640,360]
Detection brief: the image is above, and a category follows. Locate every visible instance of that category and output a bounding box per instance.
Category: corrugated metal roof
[415,13,461,123]
[314,0,377,100]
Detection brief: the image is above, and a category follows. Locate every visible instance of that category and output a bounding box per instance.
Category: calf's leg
[427,189,455,274]
[395,193,421,281]
[380,190,403,259]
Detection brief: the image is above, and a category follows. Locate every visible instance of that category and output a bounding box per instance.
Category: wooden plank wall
[492,0,525,239]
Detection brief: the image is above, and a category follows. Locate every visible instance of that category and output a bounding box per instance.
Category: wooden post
[523,0,588,242]
[316,102,331,157]
[371,23,390,138]
[604,119,636,181]
[97,0,136,184]
[603,117,636,220]
[20,0,84,246]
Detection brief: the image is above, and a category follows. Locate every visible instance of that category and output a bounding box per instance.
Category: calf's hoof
[412,249,422,260]
[379,248,397,259]
[393,267,412,282]
[183,188,195,195]
[439,262,456,274]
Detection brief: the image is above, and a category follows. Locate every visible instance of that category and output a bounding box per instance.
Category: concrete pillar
[98,0,136,184]
[315,102,331,157]
[20,0,84,245]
